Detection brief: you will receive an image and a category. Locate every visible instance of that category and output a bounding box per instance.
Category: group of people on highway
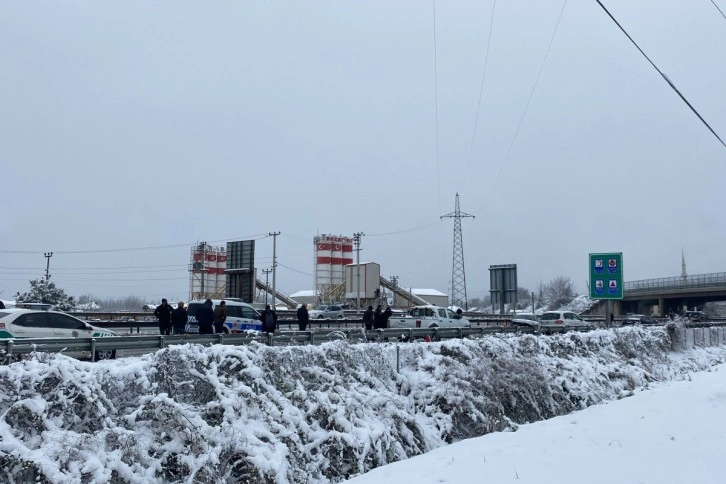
[154,298,280,335]
[155,298,396,335]
[153,298,188,335]
[362,304,392,330]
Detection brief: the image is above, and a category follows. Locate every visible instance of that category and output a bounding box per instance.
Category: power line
[432,0,441,210]
[465,0,498,181]
[484,0,568,207]
[0,233,269,255]
[277,263,314,277]
[595,0,726,148]
[711,0,726,21]
[366,220,441,237]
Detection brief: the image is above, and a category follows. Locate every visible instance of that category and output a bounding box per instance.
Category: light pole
[262,268,272,306]
[353,232,364,313]
[43,252,53,305]
[44,252,53,282]
[268,232,280,309]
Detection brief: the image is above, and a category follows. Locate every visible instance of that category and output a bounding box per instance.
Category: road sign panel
[589,252,623,299]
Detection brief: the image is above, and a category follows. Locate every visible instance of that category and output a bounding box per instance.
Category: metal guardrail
[624,272,726,294]
[1,326,557,362]
[4,321,724,363]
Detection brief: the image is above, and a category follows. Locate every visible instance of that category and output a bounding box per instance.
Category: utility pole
[43,252,53,282]
[269,232,280,309]
[441,193,475,310]
[353,232,364,313]
[391,275,399,308]
[531,292,535,313]
[262,268,272,306]
[199,242,207,299]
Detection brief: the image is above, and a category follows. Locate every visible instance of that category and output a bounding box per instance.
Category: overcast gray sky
[1,0,725,303]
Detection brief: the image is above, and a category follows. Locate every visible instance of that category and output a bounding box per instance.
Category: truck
[387,305,471,329]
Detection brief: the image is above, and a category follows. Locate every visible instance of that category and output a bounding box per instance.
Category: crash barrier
[3,323,723,363]
[676,326,726,349]
[0,326,566,362]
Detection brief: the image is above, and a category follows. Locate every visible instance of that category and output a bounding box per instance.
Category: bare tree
[544,276,576,310]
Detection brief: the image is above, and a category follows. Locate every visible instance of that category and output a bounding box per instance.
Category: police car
[0,307,118,360]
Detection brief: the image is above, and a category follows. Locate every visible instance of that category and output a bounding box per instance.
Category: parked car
[684,311,708,322]
[308,305,345,319]
[621,314,659,326]
[508,313,540,330]
[186,299,261,333]
[539,311,593,330]
[0,309,118,360]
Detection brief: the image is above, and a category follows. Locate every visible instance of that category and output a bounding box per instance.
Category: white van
[186,299,261,334]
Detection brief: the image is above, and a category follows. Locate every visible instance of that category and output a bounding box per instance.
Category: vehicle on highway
[186,299,261,333]
[621,314,659,326]
[508,313,540,330]
[539,310,593,331]
[308,304,345,320]
[0,308,118,360]
[684,311,708,322]
[388,305,471,329]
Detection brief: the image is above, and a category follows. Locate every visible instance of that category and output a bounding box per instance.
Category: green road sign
[589,252,623,300]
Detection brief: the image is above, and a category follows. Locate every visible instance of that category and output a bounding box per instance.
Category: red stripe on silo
[343,258,353,265]
[331,258,343,264]
[342,245,353,253]
[317,256,332,264]
[317,243,331,250]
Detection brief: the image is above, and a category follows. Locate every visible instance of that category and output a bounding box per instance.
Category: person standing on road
[154,298,173,335]
[373,304,383,329]
[362,305,374,331]
[259,304,278,333]
[214,300,227,334]
[196,299,215,335]
[297,303,310,331]
[171,301,187,335]
[382,305,393,329]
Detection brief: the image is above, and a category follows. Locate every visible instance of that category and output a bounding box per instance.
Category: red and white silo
[331,242,343,284]
[315,238,332,294]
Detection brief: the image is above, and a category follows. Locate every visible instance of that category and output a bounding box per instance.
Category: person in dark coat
[196,299,215,335]
[381,306,392,328]
[373,304,384,329]
[154,298,174,335]
[297,303,310,331]
[213,300,227,334]
[259,304,278,333]
[171,301,188,335]
[362,305,374,330]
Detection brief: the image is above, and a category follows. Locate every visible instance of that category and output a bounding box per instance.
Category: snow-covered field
[347,360,726,484]
[0,325,724,483]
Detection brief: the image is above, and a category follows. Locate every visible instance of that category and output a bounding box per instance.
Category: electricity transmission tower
[441,193,474,310]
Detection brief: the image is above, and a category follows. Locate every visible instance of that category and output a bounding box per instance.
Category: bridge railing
[625,272,726,293]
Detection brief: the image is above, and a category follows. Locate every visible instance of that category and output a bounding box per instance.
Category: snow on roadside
[0,327,724,483]
[346,362,726,484]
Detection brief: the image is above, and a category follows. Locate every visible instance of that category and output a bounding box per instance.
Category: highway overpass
[588,272,726,316]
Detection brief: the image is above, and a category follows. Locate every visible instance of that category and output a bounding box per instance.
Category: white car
[185,299,262,333]
[308,305,345,319]
[388,305,471,329]
[539,311,593,331]
[0,309,118,360]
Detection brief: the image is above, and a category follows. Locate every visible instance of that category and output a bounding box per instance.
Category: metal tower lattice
[441,193,475,309]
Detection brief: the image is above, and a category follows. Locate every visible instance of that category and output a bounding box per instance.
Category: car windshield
[313,306,328,311]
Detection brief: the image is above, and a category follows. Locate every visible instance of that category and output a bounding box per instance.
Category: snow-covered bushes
[0,327,724,483]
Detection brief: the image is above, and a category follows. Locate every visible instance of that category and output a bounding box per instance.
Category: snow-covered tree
[15,278,75,311]
[543,275,576,310]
